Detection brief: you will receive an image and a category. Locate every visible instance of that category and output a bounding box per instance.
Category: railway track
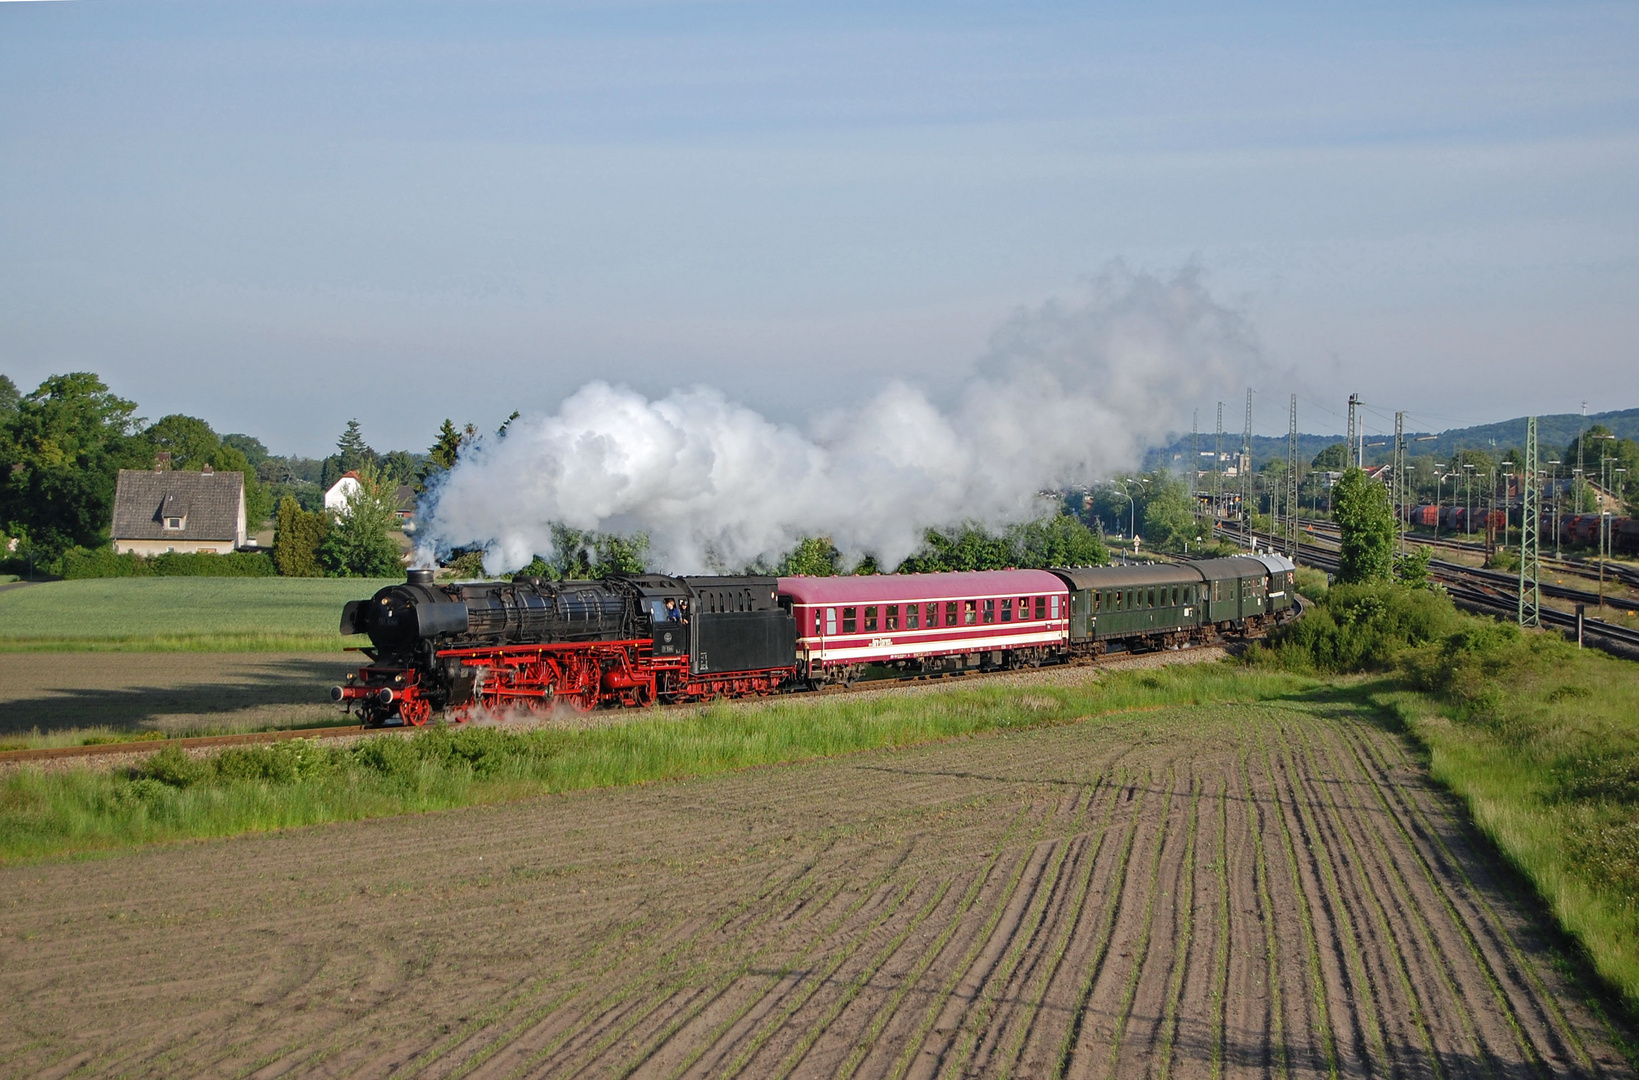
[1294,516,1639,591]
[0,642,1240,767]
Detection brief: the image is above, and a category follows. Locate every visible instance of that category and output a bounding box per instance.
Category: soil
[2,694,1632,1078]
[0,651,358,736]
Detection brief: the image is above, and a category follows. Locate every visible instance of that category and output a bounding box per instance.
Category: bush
[1258,581,1463,673]
[57,547,276,579]
[59,547,150,578]
[149,551,275,577]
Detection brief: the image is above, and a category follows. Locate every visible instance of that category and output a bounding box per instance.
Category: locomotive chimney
[406,568,434,585]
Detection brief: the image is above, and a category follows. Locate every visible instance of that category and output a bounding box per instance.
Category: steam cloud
[420,266,1257,574]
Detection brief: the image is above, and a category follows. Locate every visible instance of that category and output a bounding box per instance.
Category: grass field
[0,577,397,651]
[0,663,1312,862]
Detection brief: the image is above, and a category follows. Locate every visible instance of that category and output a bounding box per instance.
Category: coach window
[825,608,836,635]
[983,599,995,623]
[906,604,919,629]
[1050,595,1060,618]
[885,604,899,630]
[1148,589,1156,608]
[865,605,878,632]
[842,607,857,633]
[963,600,977,625]
[946,601,958,626]
[1001,598,1012,622]
[1035,596,1046,620]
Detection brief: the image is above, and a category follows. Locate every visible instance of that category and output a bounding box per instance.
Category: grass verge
[0,577,395,652]
[0,663,1311,863]
[1254,579,1639,1012]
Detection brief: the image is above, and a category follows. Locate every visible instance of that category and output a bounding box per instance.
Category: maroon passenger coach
[778,570,1069,685]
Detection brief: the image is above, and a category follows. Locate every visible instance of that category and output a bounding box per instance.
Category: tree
[1012,514,1108,567]
[777,536,842,576]
[378,450,419,488]
[336,419,371,473]
[1333,467,1395,584]
[1311,442,1349,471]
[0,374,18,419]
[222,433,268,466]
[143,415,274,525]
[0,373,149,559]
[146,414,222,470]
[272,496,328,577]
[1143,485,1200,554]
[419,418,466,492]
[318,466,403,577]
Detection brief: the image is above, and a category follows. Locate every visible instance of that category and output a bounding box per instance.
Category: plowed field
[2,696,1632,1078]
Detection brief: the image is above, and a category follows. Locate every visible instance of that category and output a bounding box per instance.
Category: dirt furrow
[1335,715,1623,1079]
[3,700,1633,1079]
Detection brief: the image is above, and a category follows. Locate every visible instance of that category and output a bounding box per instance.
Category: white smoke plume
[420,266,1257,574]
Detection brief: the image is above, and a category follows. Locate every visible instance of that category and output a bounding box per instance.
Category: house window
[864,606,878,632]
[826,608,837,635]
[842,607,857,633]
[164,517,183,530]
[983,599,995,623]
[1035,596,1047,620]
[962,600,976,625]
[906,605,919,629]
[885,604,898,630]
[1001,598,1012,623]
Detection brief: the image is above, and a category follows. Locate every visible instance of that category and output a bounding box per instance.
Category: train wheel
[399,698,433,726]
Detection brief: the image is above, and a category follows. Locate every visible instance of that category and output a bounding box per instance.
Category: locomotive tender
[334,554,1298,726]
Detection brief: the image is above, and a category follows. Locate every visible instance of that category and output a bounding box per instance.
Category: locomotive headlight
[345,673,356,683]
[393,674,405,685]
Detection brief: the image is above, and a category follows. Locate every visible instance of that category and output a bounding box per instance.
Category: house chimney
[202,464,213,474]
[155,451,172,472]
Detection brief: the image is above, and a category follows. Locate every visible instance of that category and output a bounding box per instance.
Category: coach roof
[778,570,1066,605]
[1049,564,1203,591]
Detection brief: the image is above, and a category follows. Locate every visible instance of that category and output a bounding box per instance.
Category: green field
[0,577,398,651]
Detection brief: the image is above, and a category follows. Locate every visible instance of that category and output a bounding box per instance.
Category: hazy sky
[2,0,1636,456]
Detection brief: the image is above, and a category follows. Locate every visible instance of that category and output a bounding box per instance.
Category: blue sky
[2,0,1636,455]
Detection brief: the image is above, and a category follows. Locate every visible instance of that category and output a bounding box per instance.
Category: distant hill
[1142,407,1639,472]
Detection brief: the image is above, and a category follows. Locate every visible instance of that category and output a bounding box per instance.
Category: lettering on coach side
[870,637,894,648]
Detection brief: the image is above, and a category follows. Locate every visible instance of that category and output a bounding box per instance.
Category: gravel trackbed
[1,696,1632,1078]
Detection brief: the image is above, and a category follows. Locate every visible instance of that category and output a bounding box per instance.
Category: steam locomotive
[334,555,1299,726]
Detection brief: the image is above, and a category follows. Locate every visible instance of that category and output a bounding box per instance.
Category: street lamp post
[1463,464,1475,537]
[1548,460,1562,558]
[1434,465,1450,539]
[1499,461,1516,551]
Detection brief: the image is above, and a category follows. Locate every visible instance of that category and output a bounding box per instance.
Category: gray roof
[112,469,243,542]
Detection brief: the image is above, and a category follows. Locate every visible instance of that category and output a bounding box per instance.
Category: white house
[111,467,247,556]
[324,471,362,515]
